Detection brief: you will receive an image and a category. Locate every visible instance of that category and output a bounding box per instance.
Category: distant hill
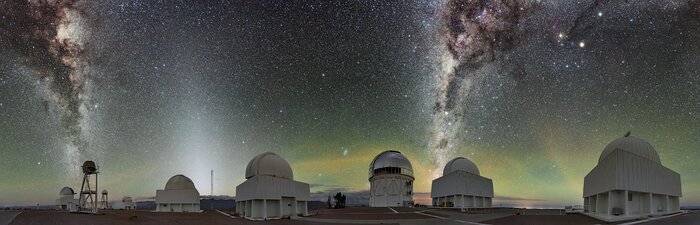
[200,199,235,211]
[136,201,155,210]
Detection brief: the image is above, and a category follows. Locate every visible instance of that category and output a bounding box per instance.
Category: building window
[628,193,633,201]
[373,167,405,176]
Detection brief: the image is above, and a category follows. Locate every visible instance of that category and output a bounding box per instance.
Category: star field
[0,0,698,207]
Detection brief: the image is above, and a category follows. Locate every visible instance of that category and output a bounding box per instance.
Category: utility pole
[211,170,214,210]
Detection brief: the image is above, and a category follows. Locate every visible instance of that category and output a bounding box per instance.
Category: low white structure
[431,157,493,208]
[369,150,414,207]
[112,196,137,210]
[156,174,201,212]
[583,132,682,222]
[236,152,310,220]
[56,187,78,211]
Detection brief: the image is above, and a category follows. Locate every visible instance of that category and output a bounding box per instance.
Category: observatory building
[431,157,493,208]
[56,187,78,211]
[236,152,310,220]
[369,150,414,207]
[112,196,137,210]
[155,174,202,212]
[583,132,682,221]
[78,161,100,214]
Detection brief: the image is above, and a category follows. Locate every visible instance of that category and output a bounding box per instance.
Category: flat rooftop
[5,210,384,225]
[3,208,698,225]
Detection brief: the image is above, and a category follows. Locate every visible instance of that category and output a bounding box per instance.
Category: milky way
[429,0,534,177]
[0,0,699,207]
[0,0,93,170]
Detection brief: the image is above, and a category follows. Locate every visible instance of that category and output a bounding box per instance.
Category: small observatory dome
[60,187,75,196]
[82,161,98,174]
[443,157,480,175]
[598,132,660,164]
[369,150,413,178]
[164,174,196,190]
[245,152,294,180]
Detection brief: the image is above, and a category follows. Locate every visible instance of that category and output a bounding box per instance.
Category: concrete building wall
[627,192,646,215]
[431,170,493,208]
[267,199,280,218]
[583,144,682,221]
[431,171,494,198]
[432,194,492,208]
[669,196,680,211]
[584,150,682,197]
[155,189,201,212]
[281,197,294,217]
[652,194,668,213]
[235,175,310,220]
[156,203,200,212]
[56,196,77,210]
[236,176,310,201]
[369,174,413,207]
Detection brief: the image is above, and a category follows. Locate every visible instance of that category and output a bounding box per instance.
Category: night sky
[0,0,699,207]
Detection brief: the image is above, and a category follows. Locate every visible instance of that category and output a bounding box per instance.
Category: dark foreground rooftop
[5,210,386,225]
[3,208,698,225]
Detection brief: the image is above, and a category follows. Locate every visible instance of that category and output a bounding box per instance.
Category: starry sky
[0,0,699,207]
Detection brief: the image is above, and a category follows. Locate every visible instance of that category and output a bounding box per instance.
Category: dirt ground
[19,208,695,225]
[9,210,391,225]
[482,214,613,225]
[311,207,431,220]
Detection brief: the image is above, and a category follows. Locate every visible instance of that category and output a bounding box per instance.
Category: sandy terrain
[9,210,388,225]
[483,214,610,225]
[9,208,697,225]
[311,207,430,220]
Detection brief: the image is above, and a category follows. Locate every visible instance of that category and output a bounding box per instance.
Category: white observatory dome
[369,150,413,178]
[599,133,660,164]
[60,187,75,196]
[443,157,480,175]
[245,152,294,180]
[164,174,197,190]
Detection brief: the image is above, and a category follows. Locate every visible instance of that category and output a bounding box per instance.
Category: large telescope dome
[245,152,294,180]
[599,132,660,164]
[443,157,480,175]
[164,174,197,190]
[369,150,413,179]
[60,187,75,196]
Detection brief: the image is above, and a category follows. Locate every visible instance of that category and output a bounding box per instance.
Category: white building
[431,157,493,208]
[583,132,682,222]
[155,174,201,212]
[369,150,414,207]
[236,152,310,220]
[112,196,137,210]
[56,187,78,211]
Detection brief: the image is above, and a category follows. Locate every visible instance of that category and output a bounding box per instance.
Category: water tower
[101,190,109,209]
[78,161,99,214]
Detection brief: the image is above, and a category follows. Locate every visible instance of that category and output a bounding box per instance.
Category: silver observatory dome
[60,187,75,196]
[245,152,294,180]
[164,174,197,190]
[369,150,414,179]
[443,157,480,176]
[599,132,661,164]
